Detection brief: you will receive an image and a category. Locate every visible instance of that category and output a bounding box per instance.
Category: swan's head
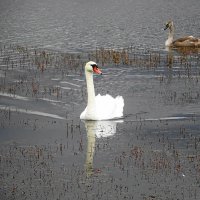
[85,61,102,75]
[164,20,173,31]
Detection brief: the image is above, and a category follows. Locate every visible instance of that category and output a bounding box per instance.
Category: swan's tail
[114,96,124,118]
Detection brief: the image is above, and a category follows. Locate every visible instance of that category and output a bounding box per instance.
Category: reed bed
[0,43,199,105]
[0,43,199,71]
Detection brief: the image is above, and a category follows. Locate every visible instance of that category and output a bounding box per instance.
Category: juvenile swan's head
[85,61,102,75]
[164,20,173,31]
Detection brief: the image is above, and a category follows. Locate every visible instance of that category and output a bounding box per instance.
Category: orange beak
[93,66,102,75]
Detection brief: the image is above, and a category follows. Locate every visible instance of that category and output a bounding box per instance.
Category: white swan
[80,61,124,120]
[164,20,200,47]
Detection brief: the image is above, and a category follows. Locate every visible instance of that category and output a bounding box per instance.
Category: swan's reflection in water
[83,120,122,177]
[165,46,200,56]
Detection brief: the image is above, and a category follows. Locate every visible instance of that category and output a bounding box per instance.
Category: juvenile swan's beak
[164,24,169,30]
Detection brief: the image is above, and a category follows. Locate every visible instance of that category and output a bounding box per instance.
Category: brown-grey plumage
[164,20,200,47]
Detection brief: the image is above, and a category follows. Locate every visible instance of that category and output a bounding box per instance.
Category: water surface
[0,0,200,199]
[0,0,200,52]
[0,44,200,199]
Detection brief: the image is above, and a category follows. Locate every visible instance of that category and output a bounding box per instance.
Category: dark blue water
[0,0,200,52]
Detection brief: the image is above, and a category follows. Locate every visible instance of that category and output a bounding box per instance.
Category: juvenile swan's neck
[165,25,174,47]
[85,70,95,108]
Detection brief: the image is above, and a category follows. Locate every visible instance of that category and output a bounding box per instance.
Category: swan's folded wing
[95,94,124,120]
[173,36,199,46]
[174,36,194,43]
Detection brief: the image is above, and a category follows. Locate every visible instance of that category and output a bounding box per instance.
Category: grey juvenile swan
[164,20,200,47]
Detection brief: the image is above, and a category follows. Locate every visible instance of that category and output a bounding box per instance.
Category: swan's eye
[91,64,98,68]
[91,64,102,75]
[91,64,99,71]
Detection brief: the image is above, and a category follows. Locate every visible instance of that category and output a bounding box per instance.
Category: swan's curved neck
[85,70,95,108]
[166,25,174,46]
